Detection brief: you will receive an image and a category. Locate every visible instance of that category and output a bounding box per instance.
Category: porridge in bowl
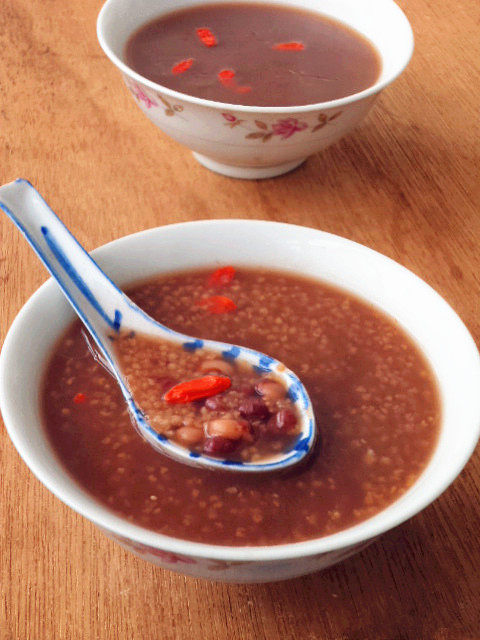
[125,2,382,107]
[114,330,301,461]
[42,266,440,546]
[98,0,413,177]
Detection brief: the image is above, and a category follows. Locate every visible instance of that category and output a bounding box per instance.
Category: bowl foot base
[192,153,307,179]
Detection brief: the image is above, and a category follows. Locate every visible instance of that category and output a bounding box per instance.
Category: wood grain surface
[1,0,479,638]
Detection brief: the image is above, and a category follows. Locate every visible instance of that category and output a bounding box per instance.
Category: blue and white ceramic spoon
[0,179,316,472]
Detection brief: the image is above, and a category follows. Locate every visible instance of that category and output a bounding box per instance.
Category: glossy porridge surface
[42,268,440,546]
[125,3,381,106]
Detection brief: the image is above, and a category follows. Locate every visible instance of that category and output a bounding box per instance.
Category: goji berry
[196,27,217,47]
[208,266,235,287]
[172,58,194,74]
[196,295,237,314]
[273,42,305,51]
[164,375,231,404]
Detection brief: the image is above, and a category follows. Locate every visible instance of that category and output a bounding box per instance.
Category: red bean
[206,418,249,440]
[255,379,286,401]
[239,397,270,421]
[237,383,256,396]
[175,426,204,446]
[267,409,298,435]
[203,436,239,456]
[199,359,234,375]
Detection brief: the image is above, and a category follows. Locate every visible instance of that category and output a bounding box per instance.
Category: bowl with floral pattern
[97,0,414,179]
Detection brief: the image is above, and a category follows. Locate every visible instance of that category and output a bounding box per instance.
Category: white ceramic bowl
[97,0,414,179]
[2,221,480,583]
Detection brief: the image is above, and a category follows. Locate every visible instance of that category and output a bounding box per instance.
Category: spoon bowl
[0,179,316,472]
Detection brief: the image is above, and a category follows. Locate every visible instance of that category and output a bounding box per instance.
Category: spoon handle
[0,179,134,338]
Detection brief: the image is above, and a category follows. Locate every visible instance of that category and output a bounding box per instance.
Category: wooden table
[1,0,479,637]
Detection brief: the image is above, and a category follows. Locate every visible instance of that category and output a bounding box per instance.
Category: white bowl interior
[2,221,480,561]
[98,0,413,93]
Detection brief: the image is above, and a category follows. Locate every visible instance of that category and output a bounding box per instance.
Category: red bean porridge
[42,267,441,546]
[113,333,301,460]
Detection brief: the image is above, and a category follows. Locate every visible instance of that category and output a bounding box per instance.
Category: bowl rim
[96,0,415,115]
[2,219,480,562]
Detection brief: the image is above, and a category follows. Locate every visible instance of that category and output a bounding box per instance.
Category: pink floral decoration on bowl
[271,117,308,139]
